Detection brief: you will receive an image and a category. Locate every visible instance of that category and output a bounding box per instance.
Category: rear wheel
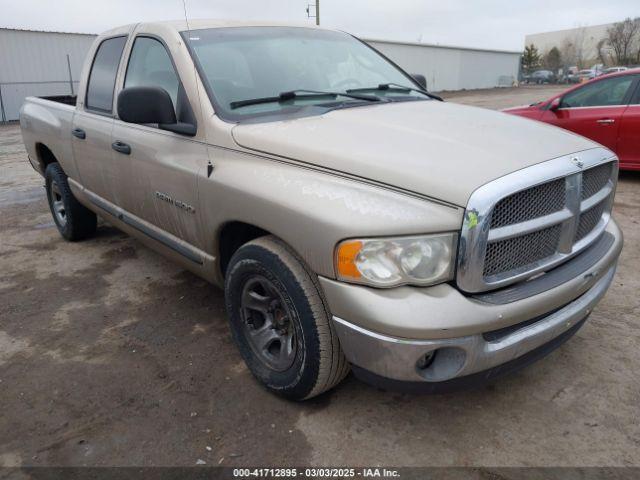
[45,163,97,241]
[224,236,349,400]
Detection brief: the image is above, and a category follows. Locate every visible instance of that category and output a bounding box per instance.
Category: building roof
[526,22,615,37]
[364,37,521,55]
[0,26,97,36]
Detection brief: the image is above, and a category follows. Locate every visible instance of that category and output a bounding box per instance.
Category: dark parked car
[525,70,556,84]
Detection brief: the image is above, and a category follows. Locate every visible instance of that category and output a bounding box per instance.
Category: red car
[505,69,640,170]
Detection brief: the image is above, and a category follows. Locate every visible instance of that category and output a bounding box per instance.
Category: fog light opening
[416,350,437,371]
[415,347,468,382]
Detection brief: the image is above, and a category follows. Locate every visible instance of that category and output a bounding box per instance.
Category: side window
[561,76,634,108]
[86,36,127,113]
[125,37,180,111]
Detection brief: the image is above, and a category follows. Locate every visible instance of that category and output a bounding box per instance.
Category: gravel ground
[0,85,638,468]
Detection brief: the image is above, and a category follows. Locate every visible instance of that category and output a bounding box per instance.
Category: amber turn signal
[335,240,363,279]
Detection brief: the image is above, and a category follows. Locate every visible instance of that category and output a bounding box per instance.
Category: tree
[570,26,587,68]
[522,44,541,74]
[544,47,562,72]
[606,18,640,65]
[596,39,610,67]
[560,38,577,68]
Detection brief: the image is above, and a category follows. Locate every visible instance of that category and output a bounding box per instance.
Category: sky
[1,0,638,51]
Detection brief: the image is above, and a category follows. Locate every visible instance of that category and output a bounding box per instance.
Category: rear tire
[224,236,349,400]
[45,163,97,241]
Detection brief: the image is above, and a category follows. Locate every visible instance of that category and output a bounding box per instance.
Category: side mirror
[411,73,427,90]
[118,86,177,124]
[549,97,561,111]
[117,86,197,136]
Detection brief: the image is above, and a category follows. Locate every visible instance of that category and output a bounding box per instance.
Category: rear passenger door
[111,34,207,250]
[72,35,128,202]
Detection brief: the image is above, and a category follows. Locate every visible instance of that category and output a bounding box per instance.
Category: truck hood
[231,100,599,206]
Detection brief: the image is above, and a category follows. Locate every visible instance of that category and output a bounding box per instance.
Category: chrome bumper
[333,264,616,383]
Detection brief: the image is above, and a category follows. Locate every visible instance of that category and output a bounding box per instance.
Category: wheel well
[219,222,269,277]
[36,143,58,171]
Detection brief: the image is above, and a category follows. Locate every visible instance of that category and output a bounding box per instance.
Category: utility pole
[66,54,74,95]
[306,1,319,26]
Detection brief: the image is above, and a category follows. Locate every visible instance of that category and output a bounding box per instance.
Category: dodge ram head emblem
[571,157,584,168]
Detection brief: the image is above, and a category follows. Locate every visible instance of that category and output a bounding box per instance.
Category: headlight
[335,233,457,288]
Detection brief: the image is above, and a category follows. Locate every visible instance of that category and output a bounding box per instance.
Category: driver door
[541,75,636,152]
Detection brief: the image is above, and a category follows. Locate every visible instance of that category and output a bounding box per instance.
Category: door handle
[111,140,131,155]
[71,128,86,139]
[596,119,615,125]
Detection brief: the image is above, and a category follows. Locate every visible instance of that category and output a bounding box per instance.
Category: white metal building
[0,27,522,122]
[0,28,95,121]
[366,38,521,92]
[525,23,613,61]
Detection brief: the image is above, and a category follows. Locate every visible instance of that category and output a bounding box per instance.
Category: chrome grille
[582,163,612,200]
[457,149,617,293]
[490,179,565,228]
[483,225,562,277]
[575,201,607,242]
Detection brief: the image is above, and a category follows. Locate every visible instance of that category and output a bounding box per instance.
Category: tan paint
[232,100,601,207]
[71,111,116,202]
[19,99,76,177]
[110,121,208,251]
[199,144,461,282]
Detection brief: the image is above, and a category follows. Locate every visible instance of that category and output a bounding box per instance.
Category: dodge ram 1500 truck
[20,20,623,400]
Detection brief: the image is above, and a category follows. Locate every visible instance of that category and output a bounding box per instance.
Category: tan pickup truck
[20,20,623,400]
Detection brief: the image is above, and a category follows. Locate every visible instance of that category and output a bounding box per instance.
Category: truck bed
[20,95,78,178]
[40,95,77,106]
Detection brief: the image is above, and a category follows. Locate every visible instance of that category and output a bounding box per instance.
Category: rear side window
[86,36,127,113]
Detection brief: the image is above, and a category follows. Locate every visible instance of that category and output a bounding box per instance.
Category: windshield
[181,27,426,121]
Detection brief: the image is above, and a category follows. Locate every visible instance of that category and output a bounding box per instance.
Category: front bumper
[333,265,614,385]
[319,219,622,387]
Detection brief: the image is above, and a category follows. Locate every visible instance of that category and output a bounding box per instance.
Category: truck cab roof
[99,19,326,38]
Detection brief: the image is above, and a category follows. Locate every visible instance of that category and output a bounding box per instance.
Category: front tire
[224,236,349,400]
[45,163,97,241]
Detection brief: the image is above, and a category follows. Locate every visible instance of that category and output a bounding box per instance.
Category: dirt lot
[1,85,639,468]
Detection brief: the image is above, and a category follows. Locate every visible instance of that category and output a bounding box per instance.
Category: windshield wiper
[230,89,382,110]
[347,83,443,101]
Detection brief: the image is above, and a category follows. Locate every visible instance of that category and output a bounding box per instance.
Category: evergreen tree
[522,44,541,74]
[544,47,562,72]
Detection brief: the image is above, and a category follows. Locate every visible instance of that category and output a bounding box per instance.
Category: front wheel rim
[50,180,67,227]
[239,275,297,372]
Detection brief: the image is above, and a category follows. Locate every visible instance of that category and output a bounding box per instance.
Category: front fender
[199,146,463,281]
